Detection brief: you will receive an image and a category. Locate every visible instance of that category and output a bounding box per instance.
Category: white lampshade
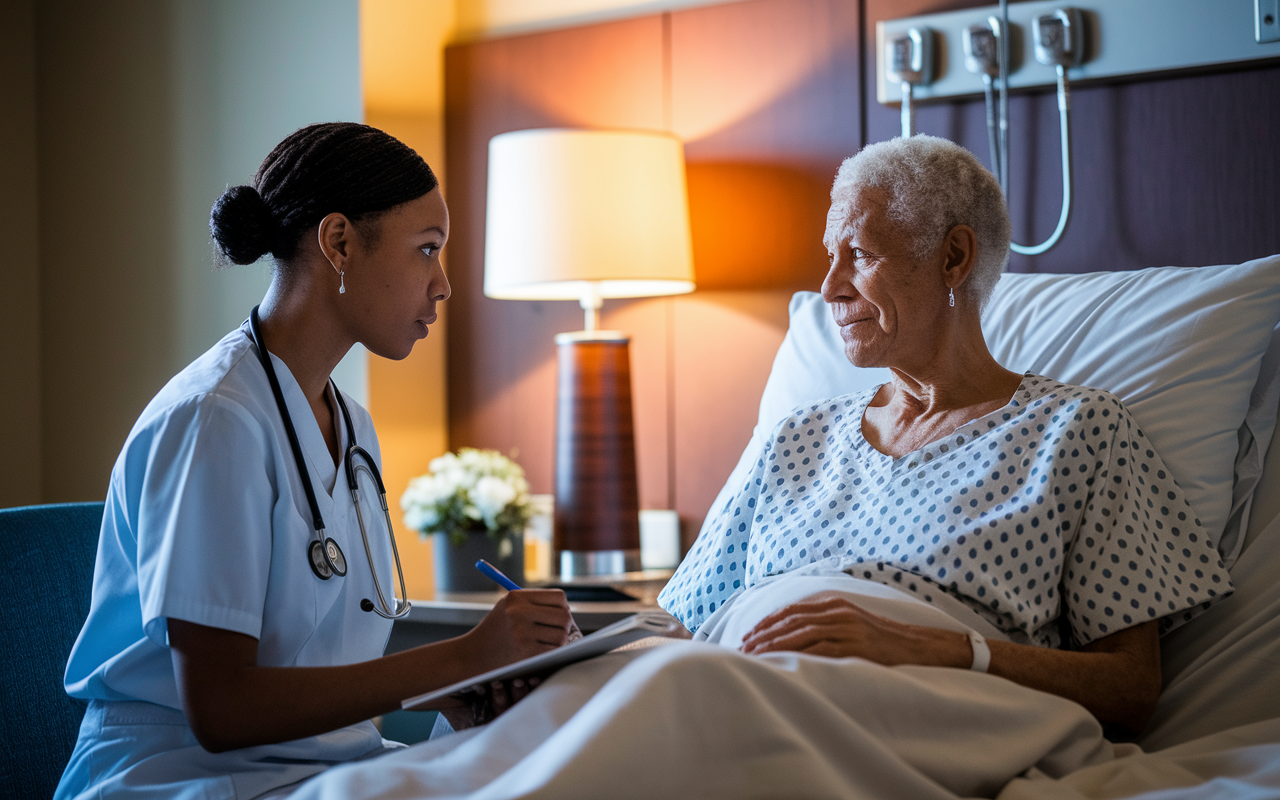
[484,128,696,301]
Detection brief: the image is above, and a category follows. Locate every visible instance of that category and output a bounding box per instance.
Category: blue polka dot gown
[659,375,1233,647]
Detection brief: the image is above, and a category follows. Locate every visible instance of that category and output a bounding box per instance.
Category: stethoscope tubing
[247,306,410,619]
[249,308,329,538]
[333,390,411,620]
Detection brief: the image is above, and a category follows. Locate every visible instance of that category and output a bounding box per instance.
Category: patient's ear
[942,224,978,288]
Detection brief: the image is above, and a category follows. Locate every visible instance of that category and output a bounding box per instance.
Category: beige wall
[27,0,362,504]
[0,0,42,508]
[362,0,457,597]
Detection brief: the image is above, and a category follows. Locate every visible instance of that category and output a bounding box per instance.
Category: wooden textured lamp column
[484,129,695,579]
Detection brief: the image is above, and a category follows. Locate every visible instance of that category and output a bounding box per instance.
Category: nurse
[54,122,575,800]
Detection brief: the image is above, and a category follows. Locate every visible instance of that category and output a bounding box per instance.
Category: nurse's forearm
[169,590,574,753]
[169,619,476,752]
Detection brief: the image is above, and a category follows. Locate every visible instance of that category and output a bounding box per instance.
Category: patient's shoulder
[1017,373,1131,417]
[769,386,883,442]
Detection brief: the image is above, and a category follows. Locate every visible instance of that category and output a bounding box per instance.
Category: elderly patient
[657,135,1231,737]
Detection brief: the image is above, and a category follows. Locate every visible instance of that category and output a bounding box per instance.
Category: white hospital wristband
[967,632,990,673]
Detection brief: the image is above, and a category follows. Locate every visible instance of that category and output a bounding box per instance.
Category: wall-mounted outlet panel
[1260,0,1280,43]
[878,0,1280,105]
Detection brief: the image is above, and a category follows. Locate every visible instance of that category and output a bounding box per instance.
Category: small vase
[431,530,525,593]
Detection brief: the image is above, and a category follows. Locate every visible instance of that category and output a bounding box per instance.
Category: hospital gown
[659,375,1233,647]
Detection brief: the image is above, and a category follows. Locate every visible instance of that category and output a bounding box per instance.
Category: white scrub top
[56,322,402,800]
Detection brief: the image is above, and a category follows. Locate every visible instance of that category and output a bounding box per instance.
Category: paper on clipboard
[401,611,684,711]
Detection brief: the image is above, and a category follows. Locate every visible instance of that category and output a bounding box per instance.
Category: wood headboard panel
[444,0,1279,549]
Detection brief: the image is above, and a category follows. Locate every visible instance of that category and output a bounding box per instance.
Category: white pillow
[738,255,1280,568]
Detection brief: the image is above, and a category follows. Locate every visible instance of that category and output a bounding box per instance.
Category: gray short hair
[827,135,1010,309]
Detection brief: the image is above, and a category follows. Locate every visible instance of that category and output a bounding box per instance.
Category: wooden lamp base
[553,330,642,578]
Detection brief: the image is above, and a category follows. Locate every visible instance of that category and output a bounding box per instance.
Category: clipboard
[402,611,684,711]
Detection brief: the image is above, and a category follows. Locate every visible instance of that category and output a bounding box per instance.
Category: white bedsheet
[275,562,1280,800]
[285,576,1115,799]
[1000,718,1280,800]
[1142,499,1280,750]
[288,643,1113,799]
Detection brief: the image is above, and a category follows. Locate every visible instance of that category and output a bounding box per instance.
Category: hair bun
[210,184,276,265]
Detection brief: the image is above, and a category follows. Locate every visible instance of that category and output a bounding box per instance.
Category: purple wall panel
[864,0,1280,274]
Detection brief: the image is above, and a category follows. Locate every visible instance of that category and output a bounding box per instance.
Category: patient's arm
[740,597,1161,737]
[169,589,573,752]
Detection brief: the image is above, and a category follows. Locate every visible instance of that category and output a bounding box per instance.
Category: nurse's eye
[421,244,440,258]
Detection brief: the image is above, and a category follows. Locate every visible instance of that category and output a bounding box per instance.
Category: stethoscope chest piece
[308,537,348,580]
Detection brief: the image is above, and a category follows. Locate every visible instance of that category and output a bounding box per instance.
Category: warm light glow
[668,0,842,145]
[361,0,457,599]
[484,129,696,302]
[361,0,453,116]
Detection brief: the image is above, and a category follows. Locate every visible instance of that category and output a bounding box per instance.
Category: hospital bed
[279,252,1280,798]
[8,254,1280,799]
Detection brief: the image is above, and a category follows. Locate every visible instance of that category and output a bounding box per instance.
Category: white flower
[403,504,439,532]
[400,475,448,510]
[399,448,533,538]
[472,475,518,529]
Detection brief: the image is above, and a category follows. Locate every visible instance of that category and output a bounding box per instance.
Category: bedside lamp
[484,128,695,579]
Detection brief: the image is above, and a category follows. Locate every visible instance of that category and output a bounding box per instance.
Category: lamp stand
[553,330,642,579]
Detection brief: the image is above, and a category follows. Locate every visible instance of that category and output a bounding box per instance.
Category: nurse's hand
[463,589,576,674]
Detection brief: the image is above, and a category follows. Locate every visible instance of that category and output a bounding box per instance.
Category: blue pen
[475,559,522,591]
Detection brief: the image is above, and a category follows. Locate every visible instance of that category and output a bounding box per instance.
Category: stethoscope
[248,306,411,620]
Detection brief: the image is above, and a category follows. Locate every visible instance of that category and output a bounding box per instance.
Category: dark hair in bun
[209,122,438,266]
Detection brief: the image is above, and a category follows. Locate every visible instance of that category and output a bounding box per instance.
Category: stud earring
[948,287,955,307]
[339,270,346,295]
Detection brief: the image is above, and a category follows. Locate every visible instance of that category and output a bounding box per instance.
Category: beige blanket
[287,642,1113,799]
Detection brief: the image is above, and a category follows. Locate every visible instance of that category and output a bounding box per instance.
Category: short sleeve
[133,394,276,646]
[659,440,767,632]
[1063,399,1233,647]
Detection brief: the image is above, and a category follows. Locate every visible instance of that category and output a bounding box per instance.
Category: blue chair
[0,502,104,800]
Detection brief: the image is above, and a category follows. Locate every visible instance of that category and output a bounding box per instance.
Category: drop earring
[948,287,955,307]
[339,270,346,295]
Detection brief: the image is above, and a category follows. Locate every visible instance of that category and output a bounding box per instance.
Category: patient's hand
[742,598,1163,736]
[739,596,970,668]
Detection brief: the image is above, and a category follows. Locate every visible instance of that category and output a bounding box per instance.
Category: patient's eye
[849,247,871,262]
